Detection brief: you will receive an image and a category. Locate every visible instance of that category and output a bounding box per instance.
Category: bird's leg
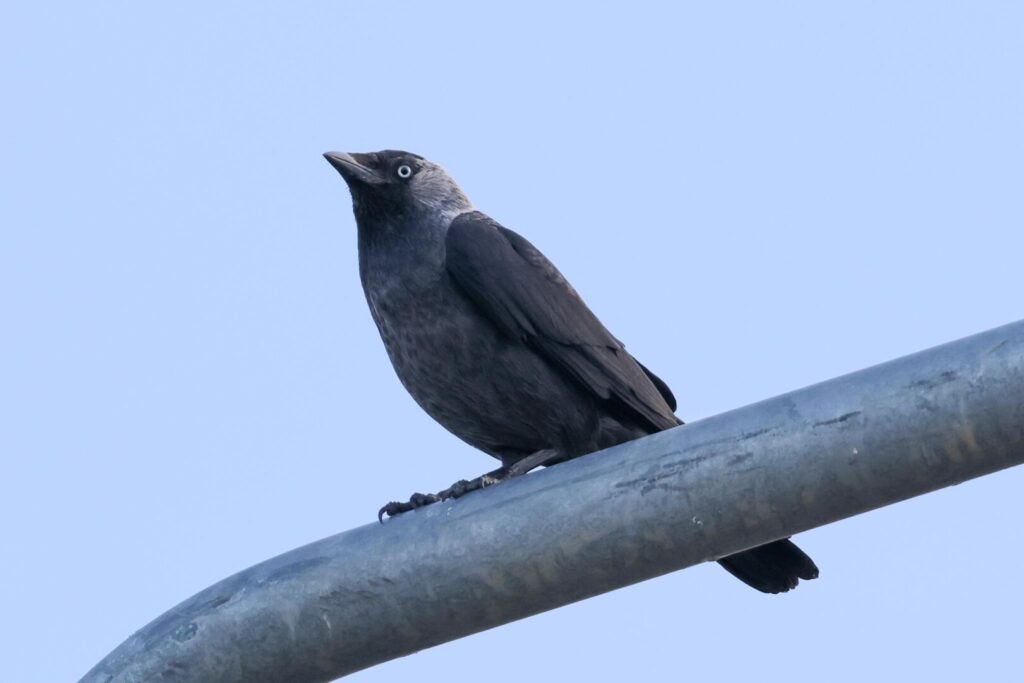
[438,448,561,498]
[377,449,561,522]
[503,448,561,477]
[437,467,506,500]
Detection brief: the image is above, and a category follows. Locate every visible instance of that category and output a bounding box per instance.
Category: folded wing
[445,211,679,433]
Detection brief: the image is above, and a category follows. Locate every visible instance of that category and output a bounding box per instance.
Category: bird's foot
[376,451,560,522]
[377,467,512,522]
[374,454,557,524]
[377,492,441,522]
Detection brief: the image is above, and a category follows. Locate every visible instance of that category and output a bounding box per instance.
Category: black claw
[378,492,443,522]
[378,500,412,522]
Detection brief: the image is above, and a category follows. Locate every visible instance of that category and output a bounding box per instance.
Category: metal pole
[81,320,1024,683]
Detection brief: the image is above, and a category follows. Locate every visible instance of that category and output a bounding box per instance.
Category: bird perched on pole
[324,149,818,594]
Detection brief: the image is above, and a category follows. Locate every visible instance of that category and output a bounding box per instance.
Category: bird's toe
[378,501,412,522]
[439,480,469,500]
[409,492,440,507]
[377,494,439,522]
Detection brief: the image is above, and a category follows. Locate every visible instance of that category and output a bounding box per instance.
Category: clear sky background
[3,2,1023,681]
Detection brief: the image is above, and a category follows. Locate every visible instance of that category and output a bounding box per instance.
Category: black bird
[324,149,818,594]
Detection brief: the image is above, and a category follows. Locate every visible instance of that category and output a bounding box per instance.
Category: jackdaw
[324,149,818,593]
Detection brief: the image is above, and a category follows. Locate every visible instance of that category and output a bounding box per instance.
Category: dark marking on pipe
[204,595,230,610]
[909,370,959,390]
[728,452,755,466]
[813,411,862,427]
[160,661,186,678]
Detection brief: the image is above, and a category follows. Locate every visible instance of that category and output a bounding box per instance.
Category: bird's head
[324,150,472,223]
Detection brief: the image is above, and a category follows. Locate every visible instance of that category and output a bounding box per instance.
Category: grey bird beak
[323,151,384,185]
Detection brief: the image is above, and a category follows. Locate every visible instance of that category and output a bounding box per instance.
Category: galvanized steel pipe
[81,320,1024,682]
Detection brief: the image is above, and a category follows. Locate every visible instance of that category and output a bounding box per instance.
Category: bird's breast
[366,273,492,382]
[360,269,585,454]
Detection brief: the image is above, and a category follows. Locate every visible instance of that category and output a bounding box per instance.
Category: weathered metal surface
[81,320,1024,682]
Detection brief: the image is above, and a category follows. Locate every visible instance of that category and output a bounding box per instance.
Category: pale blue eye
[397,165,412,179]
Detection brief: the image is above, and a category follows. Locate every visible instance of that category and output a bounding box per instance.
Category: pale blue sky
[3,3,1023,681]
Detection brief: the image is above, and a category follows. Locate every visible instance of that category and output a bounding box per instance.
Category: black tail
[717,539,819,594]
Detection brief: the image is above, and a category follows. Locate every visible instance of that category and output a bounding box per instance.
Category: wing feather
[445,211,679,432]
